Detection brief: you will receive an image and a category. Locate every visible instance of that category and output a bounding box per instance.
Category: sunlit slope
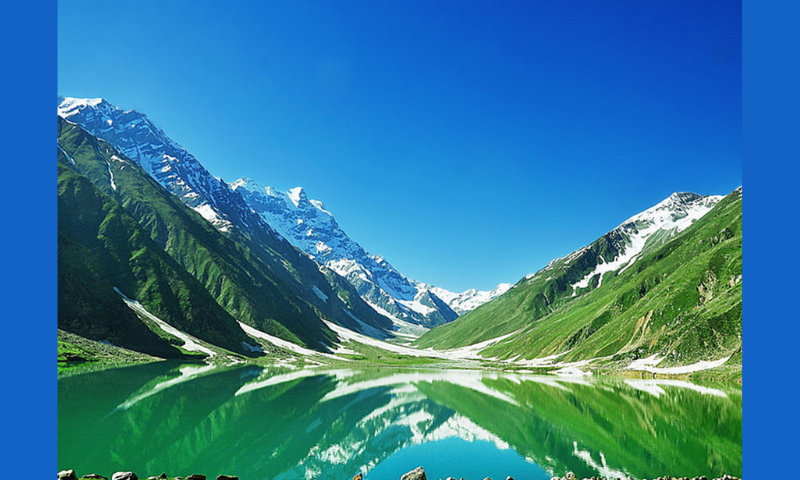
[58,117,341,350]
[417,188,742,369]
[58,163,255,357]
[58,99,395,340]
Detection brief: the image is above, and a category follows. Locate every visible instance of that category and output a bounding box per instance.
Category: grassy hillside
[417,189,742,373]
[59,118,334,350]
[58,117,395,350]
[58,161,257,357]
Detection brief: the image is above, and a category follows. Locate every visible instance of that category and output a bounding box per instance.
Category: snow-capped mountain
[529,191,724,294]
[231,178,510,328]
[429,283,513,315]
[57,96,507,335]
[57,96,261,233]
[57,96,402,344]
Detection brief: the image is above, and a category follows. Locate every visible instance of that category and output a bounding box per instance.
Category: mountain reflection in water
[58,363,741,480]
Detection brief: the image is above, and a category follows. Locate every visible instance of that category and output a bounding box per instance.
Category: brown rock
[185,476,206,480]
[400,467,427,480]
[216,476,239,480]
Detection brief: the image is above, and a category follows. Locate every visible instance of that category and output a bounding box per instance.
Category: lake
[58,362,741,480]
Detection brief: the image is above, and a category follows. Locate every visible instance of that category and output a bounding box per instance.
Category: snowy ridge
[58,95,405,343]
[57,96,275,239]
[58,96,501,341]
[232,178,509,327]
[569,192,722,292]
[429,283,513,315]
[521,192,722,292]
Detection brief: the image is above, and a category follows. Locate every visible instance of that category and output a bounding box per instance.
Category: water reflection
[58,364,741,480]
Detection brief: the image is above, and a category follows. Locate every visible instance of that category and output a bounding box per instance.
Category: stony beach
[58,467,742,480]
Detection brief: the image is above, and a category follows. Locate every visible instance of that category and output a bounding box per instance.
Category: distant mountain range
[57,97,509,333]
[230,177,512,329]
[57,96,740,375]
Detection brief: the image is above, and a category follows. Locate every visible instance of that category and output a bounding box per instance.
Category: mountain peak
[652,192,701,210]
[231,177,266,194]
[58,96,109,117]
[287,186,308,207]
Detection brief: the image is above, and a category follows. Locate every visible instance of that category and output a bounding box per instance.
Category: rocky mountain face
[58,97,508,335]
[58,114,406,357]
[57,97,265,233]
[231,178,511,328]
[531,191,724,296]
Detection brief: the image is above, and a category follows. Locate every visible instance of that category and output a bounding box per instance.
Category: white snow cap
[287,186,307,207]
[230,177,268,194]
[58,96,106,116]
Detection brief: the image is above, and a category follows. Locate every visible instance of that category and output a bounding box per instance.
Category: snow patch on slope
[237,321,348,362]
[571,192,723,292]
[113,287,216,357]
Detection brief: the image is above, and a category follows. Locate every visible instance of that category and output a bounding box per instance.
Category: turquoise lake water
[58,362,741,480]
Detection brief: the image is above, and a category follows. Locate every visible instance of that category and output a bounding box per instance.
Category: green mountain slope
[58,117,389,352]
[416,188,742,372]
[58,162,255,358]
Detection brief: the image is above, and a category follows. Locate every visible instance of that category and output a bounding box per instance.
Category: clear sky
[58,0,741,293]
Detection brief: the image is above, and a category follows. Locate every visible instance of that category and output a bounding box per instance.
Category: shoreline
[58,467,743,480]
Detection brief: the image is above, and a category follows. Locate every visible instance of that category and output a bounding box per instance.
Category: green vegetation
[57,330,166,376]
[416,189,742,379]
[57,117,397,358]
[57,118,741,380]
[58,159,255,358]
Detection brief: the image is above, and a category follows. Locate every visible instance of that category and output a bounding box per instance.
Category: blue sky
[58,0,741,292]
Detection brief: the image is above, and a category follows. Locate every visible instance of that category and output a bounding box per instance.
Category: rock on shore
[59,467,741,480]
[58,472,237,480]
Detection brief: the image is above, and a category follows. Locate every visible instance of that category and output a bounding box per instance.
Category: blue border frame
[3,1,57,477]
[5,0,787,478]
[743,0,798,477]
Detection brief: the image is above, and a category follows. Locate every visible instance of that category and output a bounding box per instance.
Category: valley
[57,96,741,383]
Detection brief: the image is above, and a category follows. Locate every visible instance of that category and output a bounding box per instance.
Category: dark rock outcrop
[400,467,427,480]
[58,470,78,480]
